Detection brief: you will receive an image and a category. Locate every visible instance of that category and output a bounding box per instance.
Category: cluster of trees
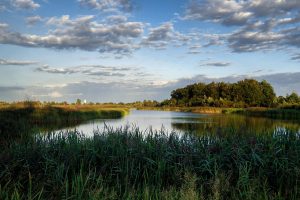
[277,93,300,105]
[166,79,277,107]
[129,100,160,107]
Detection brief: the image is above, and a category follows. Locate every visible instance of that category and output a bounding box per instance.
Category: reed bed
[0,106,128,145]
[1,127,300,199]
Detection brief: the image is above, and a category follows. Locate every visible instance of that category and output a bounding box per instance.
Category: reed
[1,127,300,199]
[0,105,128,145]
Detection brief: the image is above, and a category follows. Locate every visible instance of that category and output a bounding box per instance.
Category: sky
[0,0,299,103]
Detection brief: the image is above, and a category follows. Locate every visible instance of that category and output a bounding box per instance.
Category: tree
[260,80,276,107]
[167,79,281,108]
[171,88,189,106]
[286,92,299,104]
[237,79,263,106]
[204,82,219,100]
[76,99,82,105]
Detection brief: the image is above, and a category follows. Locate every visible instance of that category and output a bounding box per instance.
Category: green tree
[260,80,276,107]
[171,88,189,106]
[76,99,82,105]
[286,92,299,104]
[237,79,263,106]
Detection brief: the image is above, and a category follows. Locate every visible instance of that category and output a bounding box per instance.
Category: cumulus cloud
[184,0,300,26]
[0,15,144,55]
[183,0,300,53]
[228,29,284,52]
[142,22,193,49]
[0,58,38,65]
[26,15,43,25]
[12,0,40,10]
[199,62,231,67]
[106,15,128,23]
[78,0,132,12]
[183,0,251,26]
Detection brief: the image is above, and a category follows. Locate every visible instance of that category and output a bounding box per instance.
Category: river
[58,109,300,137]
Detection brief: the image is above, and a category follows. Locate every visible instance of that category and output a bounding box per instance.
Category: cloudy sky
[0,0,299,102]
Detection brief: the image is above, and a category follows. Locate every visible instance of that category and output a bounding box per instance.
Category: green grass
[235,107,300,120]
[138,106,300,120]
[137,106,224,114]
[1,127,300,199]
[0,105,128,145]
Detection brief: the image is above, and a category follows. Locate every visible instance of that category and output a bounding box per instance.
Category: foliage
[169,79,277,107]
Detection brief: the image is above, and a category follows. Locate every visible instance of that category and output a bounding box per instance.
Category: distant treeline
[160,79,300,108]
[1,79,299,108]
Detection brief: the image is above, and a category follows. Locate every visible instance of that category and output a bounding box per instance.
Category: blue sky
[0,0,300,102]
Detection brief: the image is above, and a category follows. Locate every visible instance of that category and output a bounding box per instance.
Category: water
[59,110,300,137]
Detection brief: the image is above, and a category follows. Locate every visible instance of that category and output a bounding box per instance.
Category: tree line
[160,79,300,108]
[2,79,299,108]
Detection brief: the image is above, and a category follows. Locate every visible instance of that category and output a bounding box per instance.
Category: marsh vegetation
[1,127,300,199]
[1,79,300,199]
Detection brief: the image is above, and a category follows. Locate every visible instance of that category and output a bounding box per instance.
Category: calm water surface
[59,110,300,137]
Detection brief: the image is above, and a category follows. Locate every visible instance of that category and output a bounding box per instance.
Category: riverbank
[136,106,300,120]
[1,128,299,199]
[136,106,225,114]
[0,104,129,144]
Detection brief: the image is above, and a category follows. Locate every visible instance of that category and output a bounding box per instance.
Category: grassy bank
[1,128,300,199]
[137,106,247,114]
[0,105,129,144]
[137,106,300,120]
[234,107,300,120]
[136,106,224,114]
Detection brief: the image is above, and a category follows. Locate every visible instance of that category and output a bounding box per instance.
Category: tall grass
[0,105,128,146]
[1,127,300,199]
[137,105,300,120]
[240,107,300,120]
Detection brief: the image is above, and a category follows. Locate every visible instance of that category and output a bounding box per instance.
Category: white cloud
[49,91,62,98]
[183,0,300,53]
[141,22,193,49]
[183,0,249,26]
[26,15,43,25]
[12,0,40,10]
[0,15,144,55]
[78,0,132,12]
[228,30,284,52]
[0,58,38,65]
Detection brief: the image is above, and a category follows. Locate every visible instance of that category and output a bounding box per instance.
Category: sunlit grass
[0,104,129,146]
